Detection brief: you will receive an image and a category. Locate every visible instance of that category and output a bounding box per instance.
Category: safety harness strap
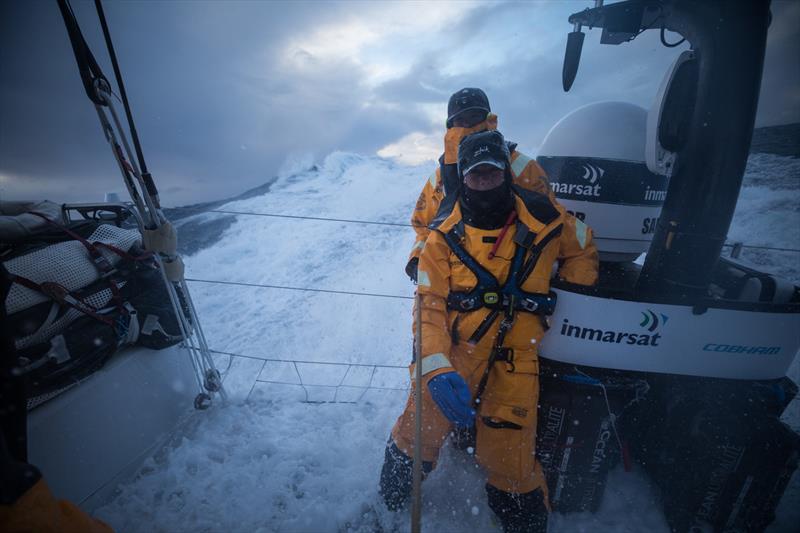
[472,309,516,409]
[443,224,500,291]
[442,222,563,337]
[467,309,500,345]
[440,219,565,409]
[518,224,563,283]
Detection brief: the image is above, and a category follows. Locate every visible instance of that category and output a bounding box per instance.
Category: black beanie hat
[446,88,491,128]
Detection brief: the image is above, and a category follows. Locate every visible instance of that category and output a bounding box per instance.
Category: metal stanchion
[411,292,423,533]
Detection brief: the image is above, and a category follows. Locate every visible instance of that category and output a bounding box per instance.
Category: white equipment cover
[646,50,695,176]
[537,102,669,262]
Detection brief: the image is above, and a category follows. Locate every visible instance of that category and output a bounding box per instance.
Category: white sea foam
[95,152,800,532]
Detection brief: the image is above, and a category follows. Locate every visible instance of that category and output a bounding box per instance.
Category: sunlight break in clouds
[376,101,447,165]
[282,1,484,87]
[377,131,441,166]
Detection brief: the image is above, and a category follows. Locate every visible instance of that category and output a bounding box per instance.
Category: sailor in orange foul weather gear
[405,88,555,282]
[380,130,598,532]
[0,434,113,533]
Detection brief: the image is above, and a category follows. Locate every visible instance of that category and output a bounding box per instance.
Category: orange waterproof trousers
[391,343,548,495]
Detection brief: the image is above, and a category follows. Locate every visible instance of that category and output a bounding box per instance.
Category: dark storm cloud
[1,1,798,206]
[0,0,417,205]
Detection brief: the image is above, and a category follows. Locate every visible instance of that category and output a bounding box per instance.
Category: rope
[205,209,800,254]
[572,367,651,471]
[185,278,414,301]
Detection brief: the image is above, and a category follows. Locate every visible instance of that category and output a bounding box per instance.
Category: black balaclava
[460,168,514,229]
[457,130,515,230]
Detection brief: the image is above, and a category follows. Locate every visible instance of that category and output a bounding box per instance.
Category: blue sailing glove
[427,371,476,427]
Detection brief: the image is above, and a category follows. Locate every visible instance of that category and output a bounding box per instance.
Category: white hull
[27,344,196,510]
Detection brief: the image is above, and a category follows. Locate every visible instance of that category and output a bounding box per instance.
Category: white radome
[537,102,668,262]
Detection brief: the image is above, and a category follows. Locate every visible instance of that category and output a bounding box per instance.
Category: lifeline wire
[210,210,421,228]
[207,209,800,254]
[185,278,414,301]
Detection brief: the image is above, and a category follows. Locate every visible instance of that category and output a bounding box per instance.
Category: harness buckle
[499,314,515,333]
[483,292,499,305]
[519,298,539,312]
[497,348,516,373]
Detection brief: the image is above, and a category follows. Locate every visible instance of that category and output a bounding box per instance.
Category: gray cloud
[1,1,797,207]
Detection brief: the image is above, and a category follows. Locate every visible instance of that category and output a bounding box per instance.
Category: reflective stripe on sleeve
[576,219,588,249]
[420,353,452,376]
[417,269,431,287]
[413,240,425,251]
[429,172,437,187]
[511,153,532,177]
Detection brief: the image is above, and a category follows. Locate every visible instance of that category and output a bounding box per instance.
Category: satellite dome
[537,102,669,262]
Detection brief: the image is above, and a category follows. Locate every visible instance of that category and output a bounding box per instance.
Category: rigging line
[184,278,415,301]
[209,209,422,229]
[728,244,800,253]
[203,348,408,370]
[57,0,108,106]
[94,0,148,175]
[595,235,800,253]
[206,209,800,253]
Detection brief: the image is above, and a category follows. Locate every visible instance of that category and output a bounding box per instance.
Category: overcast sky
[1,0,798,207]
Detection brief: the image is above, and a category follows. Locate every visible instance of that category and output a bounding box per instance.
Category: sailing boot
[486,484,548,533]
[378,440,433,511]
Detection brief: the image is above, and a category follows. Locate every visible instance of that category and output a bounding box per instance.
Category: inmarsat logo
[640,309,669,332]
[559,309,668,347]
[581,163,604,184]
[552,163,603,198]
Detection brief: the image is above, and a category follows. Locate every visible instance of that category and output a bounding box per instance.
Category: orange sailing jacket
[413,188,598,387]
[0,478,113,533]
